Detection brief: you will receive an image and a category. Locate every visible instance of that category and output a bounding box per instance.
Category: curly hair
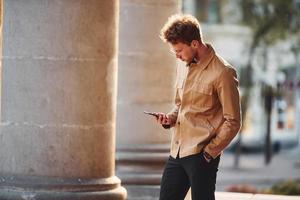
[160,14,202,45]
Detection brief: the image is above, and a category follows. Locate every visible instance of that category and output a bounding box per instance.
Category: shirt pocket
[191,83,214,109]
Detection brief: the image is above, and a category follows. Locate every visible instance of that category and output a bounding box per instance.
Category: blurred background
[116,0,300,199]
[1,0,299,199]
[182,0,300,195]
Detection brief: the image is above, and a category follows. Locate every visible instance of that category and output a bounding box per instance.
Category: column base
[0,175,127,200]
[116,144,170,185]
[0,187,127,200]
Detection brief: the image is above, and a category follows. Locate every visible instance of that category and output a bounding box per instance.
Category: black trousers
[159,152,220,200]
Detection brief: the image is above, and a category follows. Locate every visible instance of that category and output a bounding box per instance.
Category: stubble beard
[186,51,197,66]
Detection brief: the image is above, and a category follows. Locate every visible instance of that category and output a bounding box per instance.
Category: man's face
[170,42,196,64]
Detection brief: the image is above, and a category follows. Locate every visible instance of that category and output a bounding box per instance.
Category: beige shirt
[167,44,241,159]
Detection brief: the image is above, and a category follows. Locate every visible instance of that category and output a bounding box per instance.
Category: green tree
[235,0,300,166]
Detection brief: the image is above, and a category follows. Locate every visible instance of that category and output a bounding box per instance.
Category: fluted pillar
[117,0,179,184]
[0,0,2,120]
[0,1,126,199]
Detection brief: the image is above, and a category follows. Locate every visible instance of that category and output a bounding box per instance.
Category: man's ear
[191,40,199,48]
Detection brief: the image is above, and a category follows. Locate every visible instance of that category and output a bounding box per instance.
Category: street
[217,148,300,191]
[125,147,300,199]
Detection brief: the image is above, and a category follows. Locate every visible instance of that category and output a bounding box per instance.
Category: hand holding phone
[143,111,159,117]
[143,111,171,127]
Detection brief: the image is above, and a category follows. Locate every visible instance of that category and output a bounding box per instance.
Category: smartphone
[143,111,159,117]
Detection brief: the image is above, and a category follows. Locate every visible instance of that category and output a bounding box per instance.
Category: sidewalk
[217,149,300,191]
[123,148,300,199]
[125,186,300,200]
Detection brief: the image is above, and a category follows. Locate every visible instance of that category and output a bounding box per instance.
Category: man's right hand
[155,113,171,126]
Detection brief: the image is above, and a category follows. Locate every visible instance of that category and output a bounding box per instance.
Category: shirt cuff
[162,124,171,129]
[203,147,221,159]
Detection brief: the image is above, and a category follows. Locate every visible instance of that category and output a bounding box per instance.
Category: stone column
[0,1,126,199]
[0,0,2,120]
[116,0,179,185]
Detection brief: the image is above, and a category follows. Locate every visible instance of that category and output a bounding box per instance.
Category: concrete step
[124,185,300,200]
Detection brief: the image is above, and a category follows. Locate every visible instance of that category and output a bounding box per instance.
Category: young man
[155,14,241,200]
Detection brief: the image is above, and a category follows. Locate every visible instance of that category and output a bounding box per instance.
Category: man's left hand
[203,151,212,163]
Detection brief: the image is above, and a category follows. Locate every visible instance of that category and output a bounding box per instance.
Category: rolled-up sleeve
[204,67,241,158]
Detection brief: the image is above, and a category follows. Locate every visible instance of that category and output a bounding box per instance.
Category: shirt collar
[188,44,215,70]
